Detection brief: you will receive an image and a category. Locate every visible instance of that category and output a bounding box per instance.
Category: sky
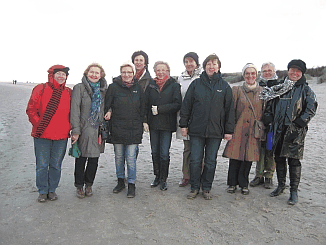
[1,0,325,84]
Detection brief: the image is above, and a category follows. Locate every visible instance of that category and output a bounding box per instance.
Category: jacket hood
[47,65,69,87]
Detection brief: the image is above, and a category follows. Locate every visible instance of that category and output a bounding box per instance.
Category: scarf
[122,77,135,88]
[154,75,169,91]
[259,77,294,101]
[259,73,279,84]
[34,80,64,138]
[181,66,202,79]
[135,68,145,80]
[88,79,102,127]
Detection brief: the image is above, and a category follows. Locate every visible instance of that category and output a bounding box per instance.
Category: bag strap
[241,86,258,121]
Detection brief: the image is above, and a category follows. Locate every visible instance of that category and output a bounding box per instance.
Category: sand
[0,80,325,245]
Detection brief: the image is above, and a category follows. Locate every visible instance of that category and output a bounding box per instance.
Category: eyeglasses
[121,71,133,75]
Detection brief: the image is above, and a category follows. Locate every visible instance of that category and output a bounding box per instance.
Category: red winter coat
[26,78,72,140]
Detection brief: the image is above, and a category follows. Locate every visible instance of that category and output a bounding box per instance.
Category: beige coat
[223,83,264,162]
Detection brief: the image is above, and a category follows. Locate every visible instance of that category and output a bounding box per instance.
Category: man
[261,59,317,205]
[179,54,234,200]
[250,62,279,189]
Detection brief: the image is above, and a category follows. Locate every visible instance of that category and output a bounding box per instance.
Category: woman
[70,63,107,199]
[26,65,71,202]
[223,63,264,195]
[131,50,152,92]
[262,59,317,205]
[180,54,234,200]
[176,52,202,187]
[250,62,279,189]
[144,61,182,190]
[104,61,145,198]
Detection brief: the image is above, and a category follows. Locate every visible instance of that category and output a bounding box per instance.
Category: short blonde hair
[153,61,170,73]
[84,63,106,78]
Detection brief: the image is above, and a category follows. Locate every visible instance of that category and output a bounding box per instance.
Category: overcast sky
[1,0,325,84]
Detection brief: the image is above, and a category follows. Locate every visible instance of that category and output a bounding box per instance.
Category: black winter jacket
[179,71,234,138]
[264,76,317,159]
[105,76,145,145]
[145,77,182,132]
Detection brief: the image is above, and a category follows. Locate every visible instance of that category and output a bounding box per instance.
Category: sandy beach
[0,80,325,245]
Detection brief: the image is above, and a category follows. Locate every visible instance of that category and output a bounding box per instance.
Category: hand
[104,111,112,120]
[143,123,149,132]
[224,134,232,141]
[181,128,188,137]
[152,105,158,115]
[71,134,79,144]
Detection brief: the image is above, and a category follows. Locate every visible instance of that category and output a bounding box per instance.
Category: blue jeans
[149,130,172,181]
[114,144,138,184]
[190,136,222,191]
[34,138,68,194]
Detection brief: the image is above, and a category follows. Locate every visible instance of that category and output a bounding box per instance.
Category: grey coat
[70,76,108,157]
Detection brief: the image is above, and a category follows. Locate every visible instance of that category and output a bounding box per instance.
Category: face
[288,67,302,82]
[205,59,219,77]
[121,66,134,83]
[134,55,146,71]
[155,64,168,79]
[87,66,101,83]
[54,71,67,84]
[244,68,257,85]
[184,57,197,74]
[261,64,275,79]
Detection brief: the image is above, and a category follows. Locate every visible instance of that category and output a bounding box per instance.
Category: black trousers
[74,157,99,188]
[227,159,252,188]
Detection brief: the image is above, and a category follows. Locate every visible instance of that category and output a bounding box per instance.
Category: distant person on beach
[104,61,145,198]
[261,59,318,205]
[180,54,234,200]
[70,63,108,199]
[250,62,279,189]
[145,61,182,191]
[223,63,264,195]
[26,65,71,203]
[131,50,152,92]
[176,52,202,187]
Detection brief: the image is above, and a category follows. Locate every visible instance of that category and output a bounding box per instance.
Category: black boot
[250,176,264,187]
[127,183,135,198]
[288,164,301,205]
[113,178,125,193]
[151,175,160,187]
[270,159,287,197]
[159,159,169,191]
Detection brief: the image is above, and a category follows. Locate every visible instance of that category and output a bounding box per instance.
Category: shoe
[270,186,285,197]
[38,194,47,203]
[187,190,199,199]
[179,178,189,187]
[226,186,237,194]
[85,186,93,197]
[76,187,85,199]
[127,183,136,198]
[48,192,58,201]
[264,178,273,189]
[113,178,126,193]
[241,187,250,195]
[250,176,264,187]
[287,191,298,205]
[150,176,160,187]
[160,182,167,191]
[203,190,212,200]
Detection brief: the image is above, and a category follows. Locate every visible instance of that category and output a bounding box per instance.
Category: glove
[143,123,149,132]
[152,105,158,115]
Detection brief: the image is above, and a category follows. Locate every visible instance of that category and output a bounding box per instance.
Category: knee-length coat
[223,83,264,162]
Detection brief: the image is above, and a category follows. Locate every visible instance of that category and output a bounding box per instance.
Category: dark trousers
[227,159,252,188]
[74,157,99,188]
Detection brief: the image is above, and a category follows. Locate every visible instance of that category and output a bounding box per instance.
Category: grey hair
[153,61,170,73]
[261,62,276,72]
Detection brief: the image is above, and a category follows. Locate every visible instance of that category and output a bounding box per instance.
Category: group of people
[26,51,317,206]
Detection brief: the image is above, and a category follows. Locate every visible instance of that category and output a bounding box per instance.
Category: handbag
[68,143,81,158]
[241,87,266,140]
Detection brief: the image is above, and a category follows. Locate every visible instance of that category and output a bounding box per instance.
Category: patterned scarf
[259,77,294,101]
[154,75,169,91]
[135,68,145,80]
[34,81,64,138]
[259,73,279,84]
[88,80,102,127]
